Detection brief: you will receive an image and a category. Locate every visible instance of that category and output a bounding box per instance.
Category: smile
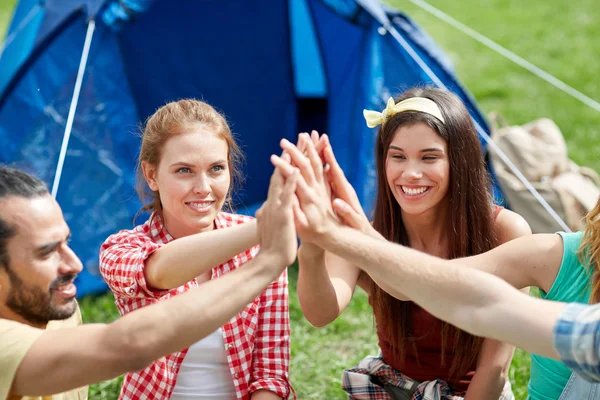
[401,186,430,196]
[186,201,215,212]
[53,282,77,298]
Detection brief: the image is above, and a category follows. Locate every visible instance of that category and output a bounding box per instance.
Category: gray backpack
[488,113,600,233]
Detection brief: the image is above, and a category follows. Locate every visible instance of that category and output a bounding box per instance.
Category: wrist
[254,250,291,278]
[298,242,325,260]
[313,221,343,250]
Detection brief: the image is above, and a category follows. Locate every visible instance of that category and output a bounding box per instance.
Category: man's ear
[142,161,159,191]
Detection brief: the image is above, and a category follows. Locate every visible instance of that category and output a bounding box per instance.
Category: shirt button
[226,344,233,350]
[234,372,239,378]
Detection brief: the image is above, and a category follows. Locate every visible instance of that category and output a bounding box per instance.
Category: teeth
[402,186,428,196]
[188,201,213,209]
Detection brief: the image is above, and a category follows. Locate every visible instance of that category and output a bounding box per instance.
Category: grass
[2,0,599,399]
[391,0,600,171]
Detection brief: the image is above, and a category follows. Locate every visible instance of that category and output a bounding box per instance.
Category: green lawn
[2,0,599,399]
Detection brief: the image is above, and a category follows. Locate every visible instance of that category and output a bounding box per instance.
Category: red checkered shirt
[99,212,292,400]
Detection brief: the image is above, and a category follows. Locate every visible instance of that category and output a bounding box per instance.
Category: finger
[293,198,309,229]
[332,198,363,230]
[323,144,347,193]
[315,133,328,156]
[323,144,362,211]
[296,133,308,153]
[311,130,320,146]
[280,169,299,208]
[271,154,296,178]
[322,138,343,177]
[303,133,324,183]
[294,171,317,205]
[266,165,284,201]
[280,138,316,184]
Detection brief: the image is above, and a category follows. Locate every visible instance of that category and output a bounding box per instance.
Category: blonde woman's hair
[580,197,600,303]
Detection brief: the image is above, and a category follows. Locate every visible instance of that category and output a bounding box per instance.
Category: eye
[211,165,225,173]
[422,155,438,161]
[176,167,192,174]
[40,248,57,259]
[390,153,406,160]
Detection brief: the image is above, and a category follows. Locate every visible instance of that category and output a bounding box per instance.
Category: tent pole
[51,19,96,199]
[384,24,572,232]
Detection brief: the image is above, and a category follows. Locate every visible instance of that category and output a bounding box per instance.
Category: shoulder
[0,318,44,377]
[101,220,155,250]
[494,208,533,244]
[0,318,43,335]
[556,231,584,254]
[550,231,586,280]
[217,212,254,227]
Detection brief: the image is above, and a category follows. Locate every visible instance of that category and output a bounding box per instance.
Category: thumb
[332,198,363,231]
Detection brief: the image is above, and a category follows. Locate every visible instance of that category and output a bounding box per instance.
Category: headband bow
[363,97,445,128]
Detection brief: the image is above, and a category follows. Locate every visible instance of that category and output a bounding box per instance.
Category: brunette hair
[370,87,497,377]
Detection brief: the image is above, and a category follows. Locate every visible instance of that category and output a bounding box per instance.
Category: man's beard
[6,266,77,326]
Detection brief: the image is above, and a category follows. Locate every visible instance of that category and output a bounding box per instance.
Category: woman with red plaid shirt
[99,99,292,400]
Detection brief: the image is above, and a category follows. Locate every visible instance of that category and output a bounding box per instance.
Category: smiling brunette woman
[295,88,531,399]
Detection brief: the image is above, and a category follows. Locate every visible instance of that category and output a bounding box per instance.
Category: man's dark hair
[0,166,49,268]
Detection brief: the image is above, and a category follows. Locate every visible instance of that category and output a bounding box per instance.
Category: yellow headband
[363,97,445,128]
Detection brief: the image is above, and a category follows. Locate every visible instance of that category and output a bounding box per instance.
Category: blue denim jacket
[559,373,600,400]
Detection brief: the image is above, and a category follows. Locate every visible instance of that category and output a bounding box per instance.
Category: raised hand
[270,134,338,245]
[318,135,378,237]
[255,161,299,268]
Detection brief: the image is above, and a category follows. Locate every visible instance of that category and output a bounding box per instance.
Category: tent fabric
[0,0,496,297]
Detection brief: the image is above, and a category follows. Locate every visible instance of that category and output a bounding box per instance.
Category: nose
[193,174,211,196]
[58,244,83,276]
[403,161,423,180]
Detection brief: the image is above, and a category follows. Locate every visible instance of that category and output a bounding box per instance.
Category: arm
[464,208,530,399]
[144,218,258,289]
[279,133,361,327]
[10,168,299,397]
[99,219,258,297]
[449,233,563,293]
[319,225,565,359]
[291,133,383,326]
[464,338,514,400]
[12,253,286,396]
[248,269,291,399]
[251,390,283,400]
[297,246,361,327]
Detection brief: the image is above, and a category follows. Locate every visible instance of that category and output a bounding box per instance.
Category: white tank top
[170,327,237,399]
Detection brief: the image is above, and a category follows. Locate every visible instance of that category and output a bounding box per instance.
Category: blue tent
[0,0,496,297]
